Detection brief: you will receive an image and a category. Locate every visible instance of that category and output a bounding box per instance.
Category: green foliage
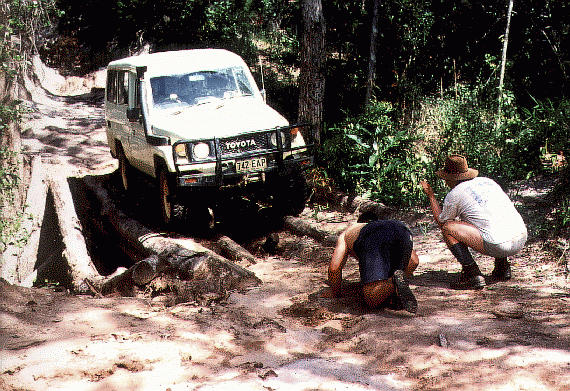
[0,0,54,255]
[429,84,512,180]
[0,99,27,255]
[555,198,570,229]
[517,98,569,172]
[0,148,20,204]
[321,100,429,206]
[0,147,29,254]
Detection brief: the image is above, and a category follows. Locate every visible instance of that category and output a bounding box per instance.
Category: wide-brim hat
[436,154,478,181]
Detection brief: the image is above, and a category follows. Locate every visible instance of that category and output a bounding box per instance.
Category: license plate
[236,157,267,173]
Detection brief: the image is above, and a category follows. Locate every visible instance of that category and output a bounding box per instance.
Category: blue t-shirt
[353,220,413,284]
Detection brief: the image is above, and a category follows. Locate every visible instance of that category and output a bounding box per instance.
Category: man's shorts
[483,231,527,258]
[353,220,413,284]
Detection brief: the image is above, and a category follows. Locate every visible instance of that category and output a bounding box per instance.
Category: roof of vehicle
[107,49,250,77]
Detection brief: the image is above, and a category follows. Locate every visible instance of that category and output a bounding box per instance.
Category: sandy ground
[0,58,568,391]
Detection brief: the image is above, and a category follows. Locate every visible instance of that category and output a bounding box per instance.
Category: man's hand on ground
[320,287,337,298]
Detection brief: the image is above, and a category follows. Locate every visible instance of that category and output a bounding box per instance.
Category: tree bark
[365,0,381,105]
[298,0,325,145]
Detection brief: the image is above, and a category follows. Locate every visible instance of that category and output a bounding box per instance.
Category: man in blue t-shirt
[327,214,419,313]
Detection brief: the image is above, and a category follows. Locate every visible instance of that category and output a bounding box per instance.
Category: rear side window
[117,72,129,105]
[106,69,130,105]
[106,70,117,103]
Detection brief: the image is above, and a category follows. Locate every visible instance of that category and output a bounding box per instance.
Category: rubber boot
[449,243,486,290]
[491,257,511,281]
[392,270,417,313]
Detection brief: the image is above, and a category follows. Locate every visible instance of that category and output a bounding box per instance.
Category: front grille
[220,133,269,155]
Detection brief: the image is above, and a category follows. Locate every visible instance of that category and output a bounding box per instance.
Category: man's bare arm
[328,231,349,297]
[421,181,443,227]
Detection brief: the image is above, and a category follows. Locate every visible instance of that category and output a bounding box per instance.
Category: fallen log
[217,235,256,265]
[338,194,394,218]
[100,255,160,296]
[48,173,102,292]
[131,254,159,285]
[82,175,260,294]
[283,216,338,246]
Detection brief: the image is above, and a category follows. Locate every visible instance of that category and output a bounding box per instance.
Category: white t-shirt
[439,177,527,244]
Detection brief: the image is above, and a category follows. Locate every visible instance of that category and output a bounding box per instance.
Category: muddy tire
[272,169,308,216]
[117,148,131,192]
[158,169,174,226]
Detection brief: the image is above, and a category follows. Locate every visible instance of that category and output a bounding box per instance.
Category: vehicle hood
[150,99,289,141]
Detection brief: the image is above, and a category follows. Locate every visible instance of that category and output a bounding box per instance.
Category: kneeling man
[328,216,419,313]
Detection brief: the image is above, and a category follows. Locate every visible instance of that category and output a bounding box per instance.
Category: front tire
[118,149,131,192]
[272,169,308,216]
[158,169,174,226]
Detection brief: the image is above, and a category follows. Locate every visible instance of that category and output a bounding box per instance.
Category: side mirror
[260,89,266,102]
[127,107,141,122]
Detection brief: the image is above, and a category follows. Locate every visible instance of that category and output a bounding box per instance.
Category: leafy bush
[416,84,570,185]
[430,84,512,180]
[511,98,569,176]
[321,100,429,206]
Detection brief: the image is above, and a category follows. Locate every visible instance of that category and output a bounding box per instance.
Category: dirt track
[1,58,568,391]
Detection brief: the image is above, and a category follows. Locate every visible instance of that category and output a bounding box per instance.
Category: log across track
[1,59,568,391]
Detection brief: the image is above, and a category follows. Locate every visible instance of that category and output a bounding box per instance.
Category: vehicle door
[106,69,130,156]
[127,71,154,175]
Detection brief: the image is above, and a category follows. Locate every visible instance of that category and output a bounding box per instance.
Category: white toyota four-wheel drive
[104,49,314,226]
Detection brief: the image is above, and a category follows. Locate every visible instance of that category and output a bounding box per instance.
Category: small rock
[491,302,524,319]
[259,369,278,380]
[438,333,449,348]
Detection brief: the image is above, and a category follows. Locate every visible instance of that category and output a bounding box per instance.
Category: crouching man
[421,154,527,289]
[327,216,419,313]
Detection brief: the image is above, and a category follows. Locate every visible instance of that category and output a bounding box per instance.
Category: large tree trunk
[17,156,48,285]
[365,0,381,105]
[49,174,102,291]
[298,0,325,145]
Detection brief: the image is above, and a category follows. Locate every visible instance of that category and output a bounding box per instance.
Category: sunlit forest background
[2,0,569,234]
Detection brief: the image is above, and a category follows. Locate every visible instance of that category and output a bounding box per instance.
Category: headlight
[270,131,287,147]
[175,143,187,158]
[290,126,305,148]
[192,142,211,160]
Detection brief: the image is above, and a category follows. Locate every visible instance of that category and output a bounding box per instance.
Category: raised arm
[421,180,443,227]
[328,230,349,297]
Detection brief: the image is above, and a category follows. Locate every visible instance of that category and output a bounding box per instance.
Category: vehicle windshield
[149,66,256,112]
